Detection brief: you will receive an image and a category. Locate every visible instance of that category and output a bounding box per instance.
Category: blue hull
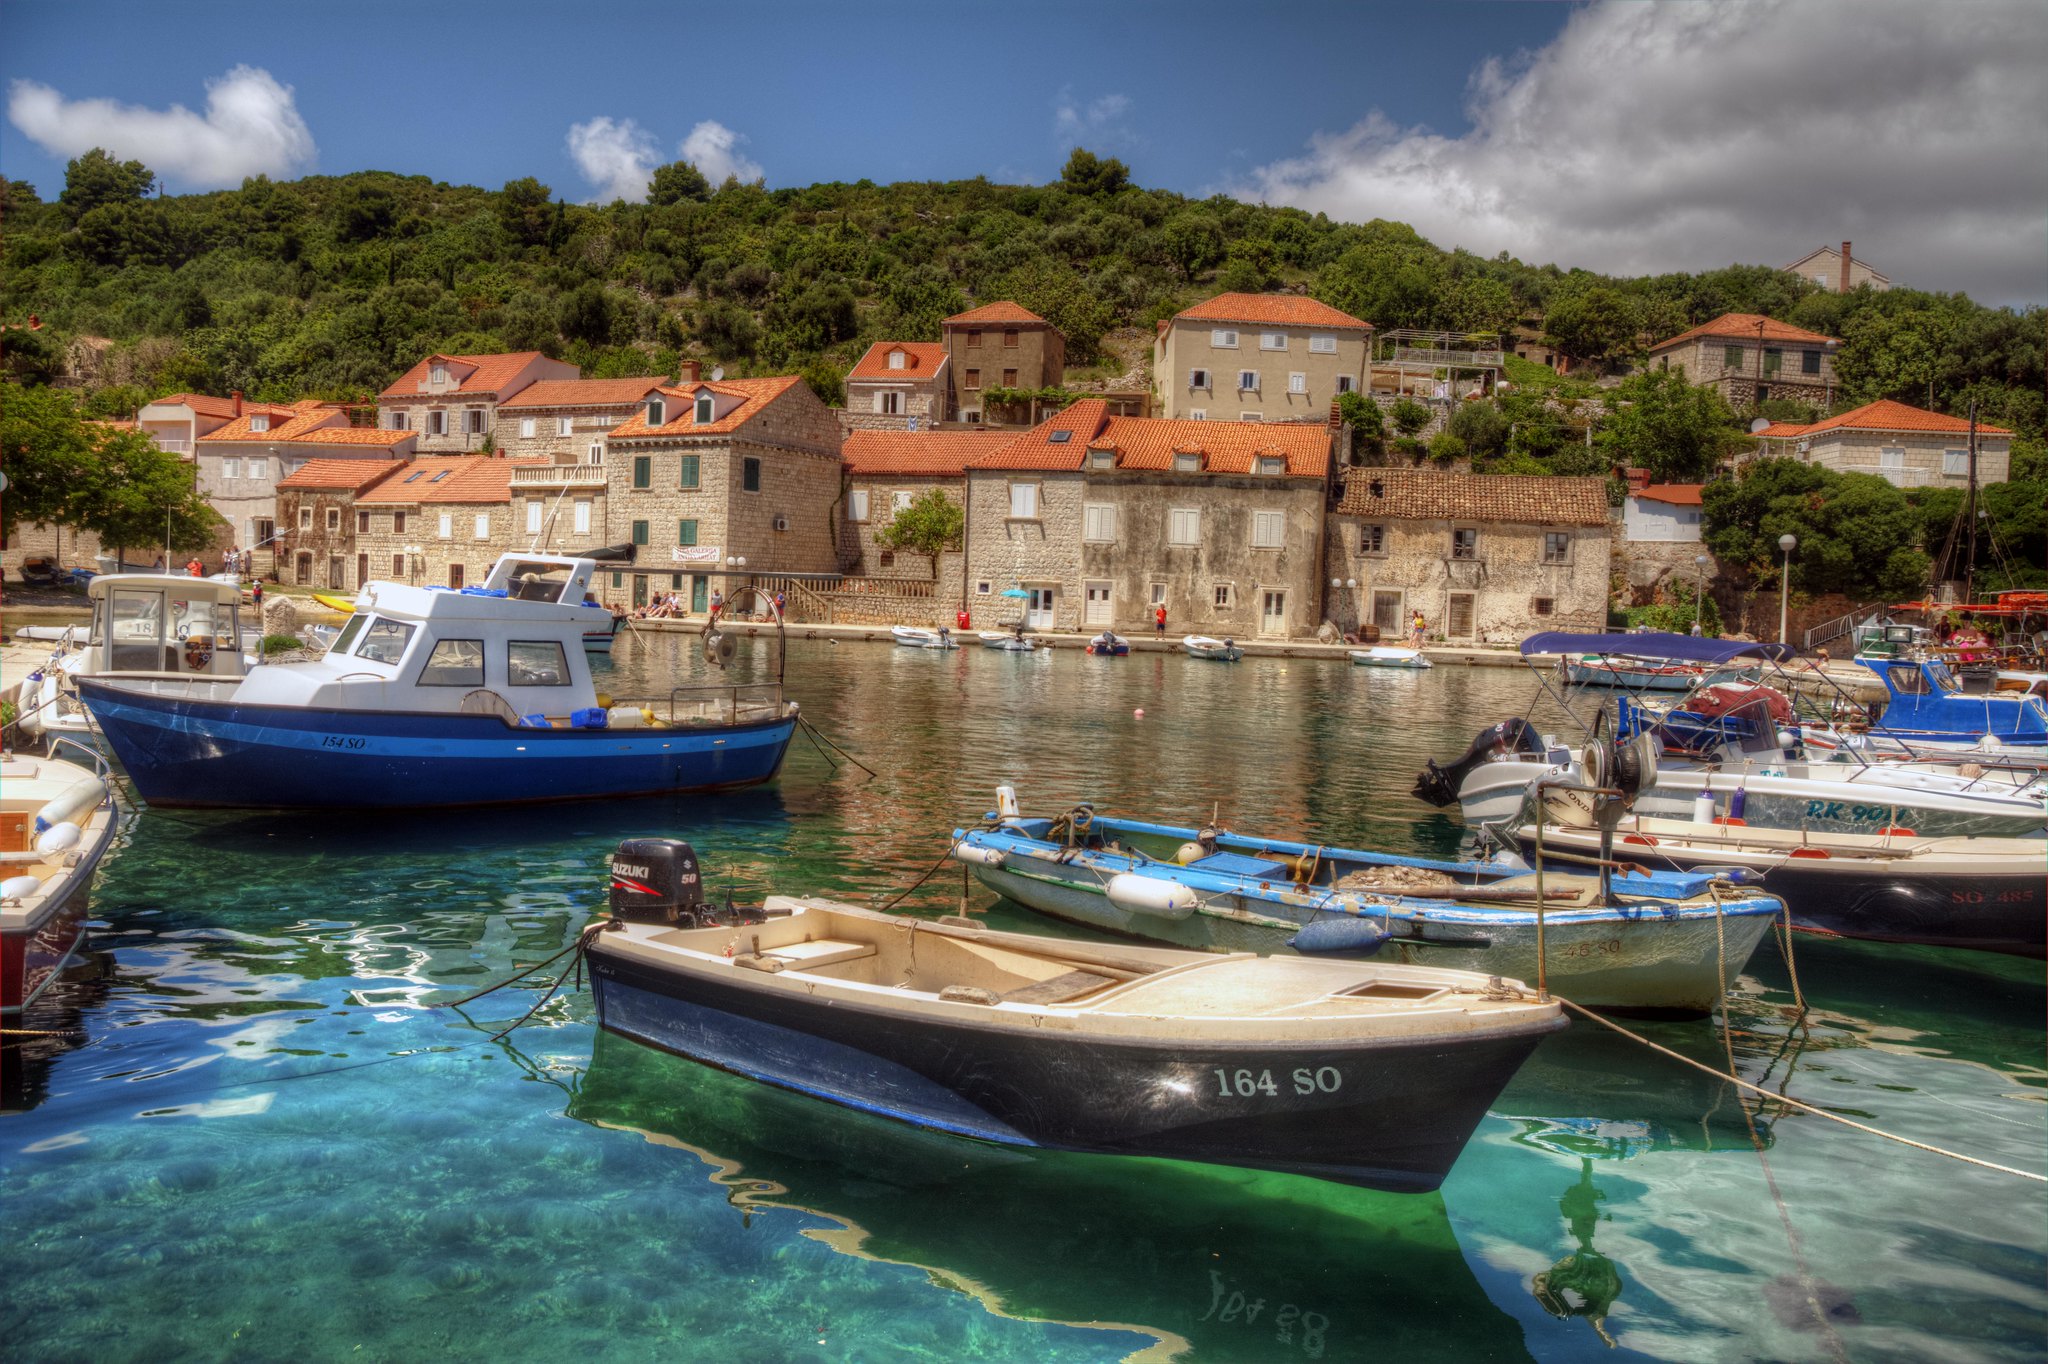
[77,680,794,809]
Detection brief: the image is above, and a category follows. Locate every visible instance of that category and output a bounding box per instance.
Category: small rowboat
[311,592,358,614]
[587,839,1564,1193]
[2,745,119,1014]
[978,630,1036,652]
[892,625,960,650]
[1563,657,1698,691]
[1085,631,1130,657]
[1183,635,1242,661]
[1351,646,1431,670]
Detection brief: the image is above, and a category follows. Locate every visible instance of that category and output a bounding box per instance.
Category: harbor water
[4,634,2043,1361]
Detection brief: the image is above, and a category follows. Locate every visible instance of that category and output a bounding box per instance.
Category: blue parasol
[1000,588,1031,598]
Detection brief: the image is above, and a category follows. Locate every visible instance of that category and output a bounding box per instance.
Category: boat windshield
[329,613,369,656]
[1927,662,1961,693]
[353,618,417,666]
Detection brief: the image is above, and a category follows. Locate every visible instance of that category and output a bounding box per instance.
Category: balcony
[151,435,191,454]
[511,463,607,488]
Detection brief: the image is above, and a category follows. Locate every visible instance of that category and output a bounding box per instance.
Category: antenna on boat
[534,482,575,553]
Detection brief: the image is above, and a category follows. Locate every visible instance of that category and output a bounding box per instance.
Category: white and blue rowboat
[77,554,798,810]
[1085,632,1130,657]
[1182,635,1242,661]
[951,788,1783,1015]
[892,625,960,649]
[1350,646,1430,670]
[978,630,1037,652]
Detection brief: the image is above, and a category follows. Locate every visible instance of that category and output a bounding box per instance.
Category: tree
[498,177,555,247]
[0,384,218,553]
[1336,391,1385,463]
[59,148,154,221]
[1594,369,1746,483]
[649,160,712,206]
[1543,286,1644,366]
[557,284,620,345]
[873,487,964,576]
[1161,212,1224,280]
[1447,401,1509,462]
[1389,398,1431,437]
[1702,457,1929,604]
[1059,148,1129,197]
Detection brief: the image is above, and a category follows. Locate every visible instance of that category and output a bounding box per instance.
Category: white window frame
[1942,449,1968,477]
[878,390,903,415]
[1089,449,1115,470]
[1008,482,1039,519]
[326,508,340,532]
[976,580,992,596]
[1168,507,1201,546]
[1259,332,1288,351]
[1173,453,1200,474]
[222,457,241,480]
[587,443,604,465]
[1879,446,1905,472]
[1308,334,1337,354]
[557,416,574,437]
[1213,583,1234,610]
[573,500,592,534]
[1209,329,1239,349]
[246,459,268,481]
[1082,503,1116,543]
[1237,370,1259,392]
[1451,527,1478,561]
[519,417,537,438]
[437,513,453,539]
[429,410,447,436]
[1188,367,1211,390]
[465,409,487,435]
[891,489,913,513]
[527,501,543,534]
[1256,457,1286,476]
[849,489,870,522]
[249,414,270,433]
[298,507,313,530]
[1251,510,1285,549]
[887,349,906,370]
[388,410,409,431]
[1288,372,1307,394]
[1543,531,1571,565]
[1335,375,1356,394]
[474,513,490,540]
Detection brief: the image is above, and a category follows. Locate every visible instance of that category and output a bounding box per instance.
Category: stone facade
[845,473,957,580]
[276,460,409,591]
[845,342,949,431]
[942,304,1065,425]
[491,377,668,462]
[1646,313,1838,410]
[1154,293,1372,421]
[1756,400,2012,489]
[1783,244,1891,293]
[353,457,545,591]
[376,351,577,455]
[2,521,105,581]
[964,470,1087,627]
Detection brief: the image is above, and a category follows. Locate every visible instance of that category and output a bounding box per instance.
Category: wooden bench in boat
[1000,969,1119,1005]
[763,938,878,969]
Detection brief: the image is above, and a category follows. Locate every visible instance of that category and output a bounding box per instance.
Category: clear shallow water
[3,637,2043,1362]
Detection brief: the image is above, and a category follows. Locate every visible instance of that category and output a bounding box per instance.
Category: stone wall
[843,474,963,580]
[2,521,105,580]
[1155,322,1368,421]
[945,324,1062,422]
[964,470,1085,627]
[1805,429,2010,488]
[1323,514,1610,642]
[492,407,636,463]
[844,379,945,429]
[1615,535,1716,604]
[277,489,368,590]
[354,498,523,590]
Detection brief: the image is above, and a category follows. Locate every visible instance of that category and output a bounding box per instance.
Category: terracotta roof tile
[1756,421,1815,439]
[966,400,1111,470]
[278,459,409,492]
[356,456,546,505]
[288,427,418,448]
[843,429,1011,477]
[1634,483,1704,507]
[379,351,559,400]
[944,301,1047,326]
[606,376,804,440]
[1792,398,2013,439]
[1651,312,1837,351]
[847,342,947,383]
[1085,417,1331,478]
[496,377,669,409]
[150,392,243,418]
[1334,469,1610,526]
[1173,293,1372,331]
[199,405,337,441]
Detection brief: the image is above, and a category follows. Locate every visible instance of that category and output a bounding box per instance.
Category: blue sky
[4,1,2043,302]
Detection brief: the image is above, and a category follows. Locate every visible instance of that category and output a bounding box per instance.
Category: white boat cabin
[85,574,251,679]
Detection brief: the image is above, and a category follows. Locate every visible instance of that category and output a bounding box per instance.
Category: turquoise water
[3,637,2043,1361]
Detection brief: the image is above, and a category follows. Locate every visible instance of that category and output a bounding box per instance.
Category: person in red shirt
[1154,603,1167,637]
[186,557,204,577]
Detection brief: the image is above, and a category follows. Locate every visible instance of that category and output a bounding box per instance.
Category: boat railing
[649,682,786,728]
[47,733,118,801]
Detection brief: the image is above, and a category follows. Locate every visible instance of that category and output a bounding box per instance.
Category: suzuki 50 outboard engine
[1412,718,1543,808]
[609,839,708,925]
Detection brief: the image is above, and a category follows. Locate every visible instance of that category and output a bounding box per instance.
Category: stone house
[1783,241,1891,293]
[1324,469,1611,642]
[840,429,1011,590]
[1154,293,1372,423]
[1755,399,2012,489]
[135,391,244,460]
[375,351,577,455]
[491,374,670,462]
[844,342,950,431]
[598,376,845,612]
[1645,313,1839,409]
[1620,470,1704,544]
[353,456,546,590]
[275,458,411,591]
[194,402,416,573]
[941,302,1065,426]
[962,400,1335,637]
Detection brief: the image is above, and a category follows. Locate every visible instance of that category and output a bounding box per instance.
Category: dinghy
[1183,635,1242,661]
[1085,631,1130,657]
[978,629,1036,652]
[1,743,118,1014]
[1350,646,1430,670]
[586,838,1563,1193]
[310,592,358,614]
[892,625,960,649]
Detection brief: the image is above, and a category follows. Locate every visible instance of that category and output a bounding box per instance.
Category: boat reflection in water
[569,1030,1534,1363]
[1,944,116,1116]
[1532,1160,1624,1348]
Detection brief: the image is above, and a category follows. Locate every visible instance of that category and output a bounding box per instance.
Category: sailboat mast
[1964,399,1978,607]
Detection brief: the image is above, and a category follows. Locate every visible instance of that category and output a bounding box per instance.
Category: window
[1763,348,1783,374]
[1359,524,1385,555]
[1083,504,1116,542]
[465,409,487,434]
[417,638,485,687]
[878,391,903,415]
[430,363,448,385]
[1003,368,1017,386]
[356,618,417,666]
[1237,370,1259,392]
[1942,449,1968,477]
[1003,329,1018,348]
[742,457,761,492]
[587,443,604,465]
[965,368,981,390]
[1168,508,1200,546]
[1214,584,1233,609]
[1259,333,1287,351]
[473,513,489,540]
[1239,413,1263,423]
[632,456,651,489]
[849,489,870,522]
[891,489,913,513]
[393,512,407,534]
[678,454,700,489]
[1723,345,1743,370]
[298,507,314,530]
[1543,532,1570,564]
[247,459,268,481]
[887,349,905,370]
[557,416,573,437]
[1879,446,1905,472]
[1089,449,1115,470]
[1150,583,1167,606]
[1210,329,1239,348]
[1446,593,1475,638]
[1309,335,1337,354]
[1335,375,1356,394]
[1188,410,1206,421]
[430,468,452,483]
[1802,350,1822,375]
[1451,528,1477,560]
[976,581,992,596]
[1188,368,1211,390]
[1256,456,1285,476]
[1288,373,1307,394]
[573,501,591,534]
[646,398,665,426]
[519,417,537,438]
[1251,511,1285,548]
[222,457,241,481]
[1008,483,1038,518]
[1048,430,1072,444]
[392,553,405,576]
[966,329,982,347]
[358,511,370,533]
[249,414,270,433]
[631,520,649,546]
[326,508,341,532]
[506,640,569,688]
[389,411,410,431]
[1532,597,1555,617]
[428,410,447,436]
[677,519,698,547]
[695,393,715,424]
[527,502,542,534]
[438,513,453,539]
[1174,452,1201,473]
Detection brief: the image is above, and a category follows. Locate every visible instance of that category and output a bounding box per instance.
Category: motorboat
[581,610,622,654]
[76,557,798,810]
[1085,631,1130,657]
[951,787,1784,1015]
[977,629,1036,652]
[1183,635,1242,661]
[1351,646,1430,670]
[586,838,1564,1193]
[892,625,960,650]
[1849,657,2048,747]
[1,742,118,1014]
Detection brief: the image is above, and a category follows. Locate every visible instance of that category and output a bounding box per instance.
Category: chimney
[1839,241,1852,294]
[677,359,700,385]
[232,390,243,416]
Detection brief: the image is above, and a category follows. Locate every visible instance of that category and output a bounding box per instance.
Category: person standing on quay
[1409,610,1426,649]
[1154,602,1167,638]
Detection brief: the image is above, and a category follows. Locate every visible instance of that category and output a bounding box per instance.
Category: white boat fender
[1,874,44,902]
[33,776,105,834]
[1105,873,1199,920]
[1290,917,1394,957]
[995,785,1022,821]
[35,822,82,855]
[951,844,1006,868]
[1692,789,1716,825]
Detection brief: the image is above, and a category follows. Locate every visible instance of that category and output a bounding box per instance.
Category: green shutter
[678,519,698,546]
[631,520,648,546]
[611,571,622,588]
[679,454,699,489]
[1723,345,1742,369]
[633,456,651,488]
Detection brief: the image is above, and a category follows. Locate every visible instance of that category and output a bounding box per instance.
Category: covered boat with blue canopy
[1852,657,2048,747]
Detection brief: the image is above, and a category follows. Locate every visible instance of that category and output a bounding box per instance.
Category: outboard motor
[609,838,777,927]
[1412,718,1543,808]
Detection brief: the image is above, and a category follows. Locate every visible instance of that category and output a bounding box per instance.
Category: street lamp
[1777,534,1797,645]
[1693,553,1710,633]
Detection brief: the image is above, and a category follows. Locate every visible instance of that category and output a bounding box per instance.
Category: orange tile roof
[1793,398,2013,439]
[1334,469,1610,526]
[290,427,417,448]
[149,391,244,419]
[966,400,1111,470]
[843,429,1011,477]
[379,351,558,400]
[1634,483,1704,507]
[944,301,1046,326]
[606,376,805,440]
[278,459,409,492]
[1652,312,1837,351]
[1756,421,1815,439]
[1086,417,1332,478]
[356,456,546,505]
[847,342,947,383]
[200,404,333,441]
[1173,293,1372,331]
[497,377,669,409]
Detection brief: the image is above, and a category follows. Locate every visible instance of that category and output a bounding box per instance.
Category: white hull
[892,627,959,650]
[1351,648,1430,670]
[978,631,1035,651]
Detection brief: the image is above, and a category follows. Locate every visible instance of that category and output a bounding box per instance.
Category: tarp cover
[1519,631,1794,663]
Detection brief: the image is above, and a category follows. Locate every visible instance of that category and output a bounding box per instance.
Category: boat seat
[765,938,877,969]
[1187,851,1291,879]
[1001,969,1118,1005]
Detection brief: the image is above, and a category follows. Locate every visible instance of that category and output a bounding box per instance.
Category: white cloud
[1053,89,1136,150]
[567,115,659,203]
[679,120,762,186]
[1234,0,2048,304]
[7,65,315,188]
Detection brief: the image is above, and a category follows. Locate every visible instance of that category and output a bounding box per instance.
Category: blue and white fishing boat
[76,555,798,810]
[1847,657,2048,747]
[952,788,1784,1014]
